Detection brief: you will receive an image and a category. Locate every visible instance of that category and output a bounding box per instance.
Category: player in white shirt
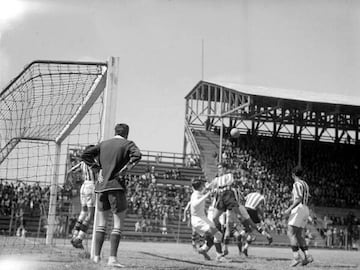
[183,200,202,250]
[190,179,228,262]
[283,166,313,267]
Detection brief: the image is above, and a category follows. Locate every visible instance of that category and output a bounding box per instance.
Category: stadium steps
[192,129,220,180]
[129,160,205,182]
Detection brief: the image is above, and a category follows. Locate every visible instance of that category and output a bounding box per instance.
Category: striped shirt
[208,173,234,190]
[245,192,265,210]
[80,161,96,183]
[232,187,245,205]
[292,178,310,205]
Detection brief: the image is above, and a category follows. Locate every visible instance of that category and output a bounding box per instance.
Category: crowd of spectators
[125,172,191,234]
[0,180,48,217]
[0,179,74,236]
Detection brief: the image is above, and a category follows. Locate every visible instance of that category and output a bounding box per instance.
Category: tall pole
[219,117,223,163]
[298,132,302,167]
[218,87,224,163]
[201,39,204,80]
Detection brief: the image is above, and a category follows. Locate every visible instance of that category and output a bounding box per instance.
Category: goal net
[0,60,108,253]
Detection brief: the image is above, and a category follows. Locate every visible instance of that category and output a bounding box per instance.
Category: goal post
[0,59,113,248]
[90,56,120,258]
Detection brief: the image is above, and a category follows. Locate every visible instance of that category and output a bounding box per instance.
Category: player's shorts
[191,215,215,236]
[238,204,250,220]
[288,204,309,228]
[219,212,226,226]
[215,189,238,212]
[246,207,261,224]
[97,189,127,213]
[80,182,95,207]
[207,205,215,221]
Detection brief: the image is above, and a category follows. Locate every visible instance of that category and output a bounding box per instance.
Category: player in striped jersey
[283,166,313,267]
[222,188,268,257]
[206,163,245,235]
[70,145,98,249]
[244,191,273,245]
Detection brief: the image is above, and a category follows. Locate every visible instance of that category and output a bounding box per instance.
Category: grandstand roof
[186,80,360,115]
[184,80,360,144]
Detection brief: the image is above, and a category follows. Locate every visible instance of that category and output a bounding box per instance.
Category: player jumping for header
[190,178,228,262]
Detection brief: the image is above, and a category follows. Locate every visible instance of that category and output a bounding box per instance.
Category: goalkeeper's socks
[94,226,106,256]
[110,228,122,257]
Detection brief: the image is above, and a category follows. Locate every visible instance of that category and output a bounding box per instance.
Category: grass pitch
[0,237,359,270]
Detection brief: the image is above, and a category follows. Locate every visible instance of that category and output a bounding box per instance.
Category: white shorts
[207,205,215,221]
[80,182,95,207]
[288,204,309,228]
[191,215,215,236]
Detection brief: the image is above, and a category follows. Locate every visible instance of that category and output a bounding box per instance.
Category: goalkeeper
[82,123,141,268]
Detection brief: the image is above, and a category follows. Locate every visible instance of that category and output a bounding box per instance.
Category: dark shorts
[287,224,303,238]
[246,208,261,224]
[97,190,127,213]
[215,190,238,212]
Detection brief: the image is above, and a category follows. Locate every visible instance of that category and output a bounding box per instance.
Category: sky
[1,0,360,154]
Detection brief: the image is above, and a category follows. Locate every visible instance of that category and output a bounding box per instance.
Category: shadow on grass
[140,251,250,269]
[264,257,291,262]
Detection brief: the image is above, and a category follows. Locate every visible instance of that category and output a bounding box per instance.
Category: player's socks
[300,247,313,265]
[223,237,230,256]
[72,221,82,238]
[223,246,229,256]
[236,235,242,254]
[94,226,106,256]
[290,250,302,267]
[110,228,122,257]
[242,242,249,257]
[214,242,223,254]
[77,230,86,240]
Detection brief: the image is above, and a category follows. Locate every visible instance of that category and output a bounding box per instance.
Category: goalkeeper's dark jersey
[81,135,142,192]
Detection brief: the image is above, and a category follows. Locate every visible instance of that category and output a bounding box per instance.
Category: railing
[184,122,201,156]
[140,149,201,168]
